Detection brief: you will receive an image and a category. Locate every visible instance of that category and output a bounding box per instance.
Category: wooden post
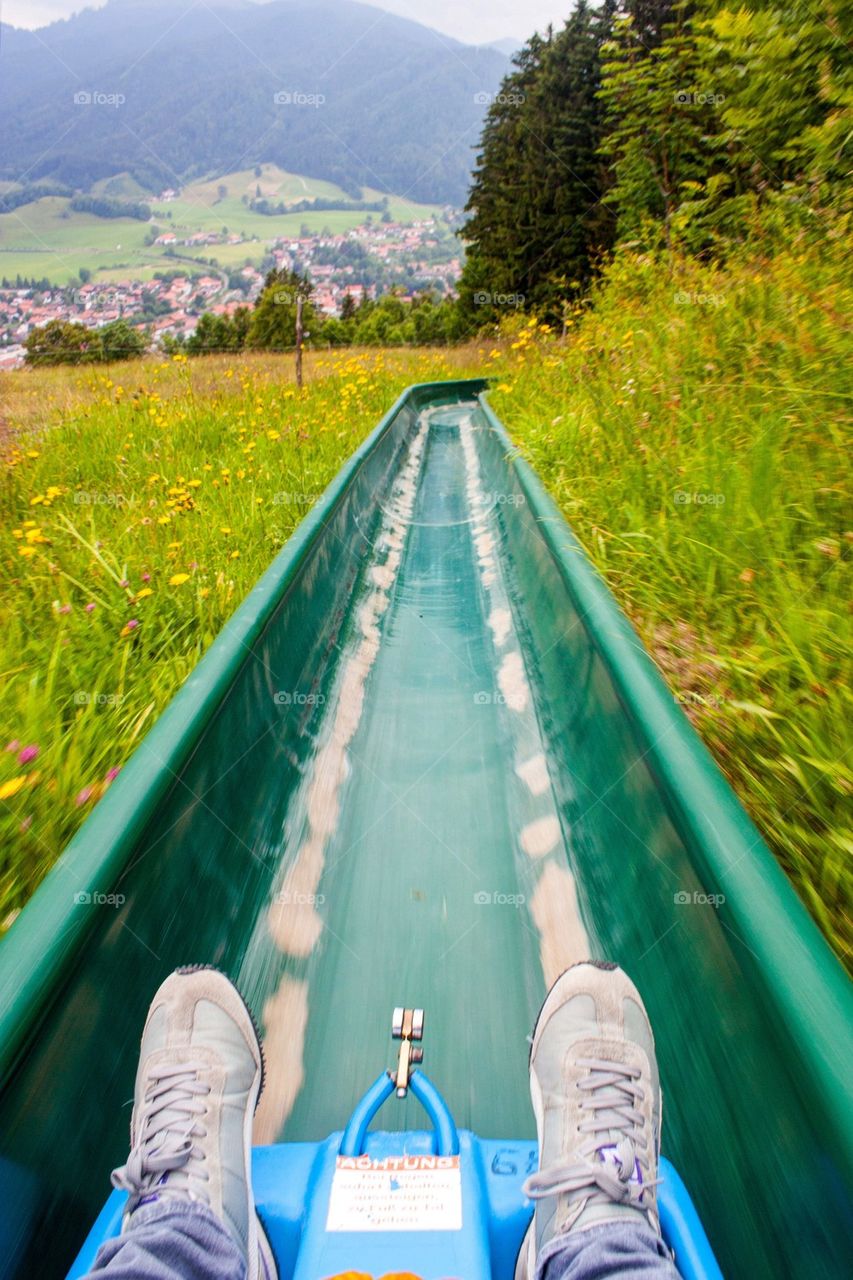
[295,294,304,389]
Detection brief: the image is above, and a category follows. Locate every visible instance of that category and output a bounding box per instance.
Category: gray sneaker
[111,965,277,1280]
[515,961,662,1279]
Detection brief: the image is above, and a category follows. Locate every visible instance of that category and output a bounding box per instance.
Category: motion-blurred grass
[1,238,850,967]
[491,238,852,966]
[0,346,482,921]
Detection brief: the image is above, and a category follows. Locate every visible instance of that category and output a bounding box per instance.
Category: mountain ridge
[0,0,507,204]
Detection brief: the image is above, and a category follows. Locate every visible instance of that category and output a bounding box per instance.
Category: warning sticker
[326,1154,463,1232]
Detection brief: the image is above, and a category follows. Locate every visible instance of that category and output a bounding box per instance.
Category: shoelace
[523,1055,657,1217]
[111,1061,212,1214]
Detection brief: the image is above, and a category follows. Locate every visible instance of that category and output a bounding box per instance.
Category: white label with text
[326,1154,463,1232]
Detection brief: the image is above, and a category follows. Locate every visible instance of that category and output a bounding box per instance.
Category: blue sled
[68,1065,723,1280]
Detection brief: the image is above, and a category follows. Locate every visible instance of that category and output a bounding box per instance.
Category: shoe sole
[174,965,276,1280]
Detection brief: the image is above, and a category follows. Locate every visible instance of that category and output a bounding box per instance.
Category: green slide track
[0,381,850,1277]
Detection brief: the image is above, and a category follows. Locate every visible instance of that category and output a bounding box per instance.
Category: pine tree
[624,0,679,48]
[459,3,617,323]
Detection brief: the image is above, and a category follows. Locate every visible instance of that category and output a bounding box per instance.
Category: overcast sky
[1,0,574,45]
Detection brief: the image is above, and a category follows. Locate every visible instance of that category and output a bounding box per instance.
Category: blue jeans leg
[82,1199,246,1280]
[536,1221,681,1280]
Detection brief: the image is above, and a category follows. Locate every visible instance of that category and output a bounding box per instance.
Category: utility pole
[295,294,304,389]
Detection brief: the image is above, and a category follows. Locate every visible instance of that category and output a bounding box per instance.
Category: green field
[0,165,446,286]
[1,236,849,968]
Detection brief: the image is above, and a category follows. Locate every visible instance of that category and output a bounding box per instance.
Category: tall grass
[0,347,481,920]
[491,237,852,964]
[1,242,849,967]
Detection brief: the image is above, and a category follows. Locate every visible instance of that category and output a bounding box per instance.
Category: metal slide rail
[0,381,848,1279]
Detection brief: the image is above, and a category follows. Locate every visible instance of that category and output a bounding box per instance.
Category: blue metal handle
[340,1069,460,1157]
[408,1070,460,1156]
[339,1072,395,1157]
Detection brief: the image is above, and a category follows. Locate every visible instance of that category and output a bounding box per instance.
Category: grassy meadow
[0,164,445,286]
[1,235,850,964]
[0,346,487,924]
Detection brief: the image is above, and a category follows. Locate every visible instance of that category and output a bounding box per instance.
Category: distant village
[0,205,462,369]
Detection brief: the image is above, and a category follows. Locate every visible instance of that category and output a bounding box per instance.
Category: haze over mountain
[0,0,508,204]
[485,37,523,56]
